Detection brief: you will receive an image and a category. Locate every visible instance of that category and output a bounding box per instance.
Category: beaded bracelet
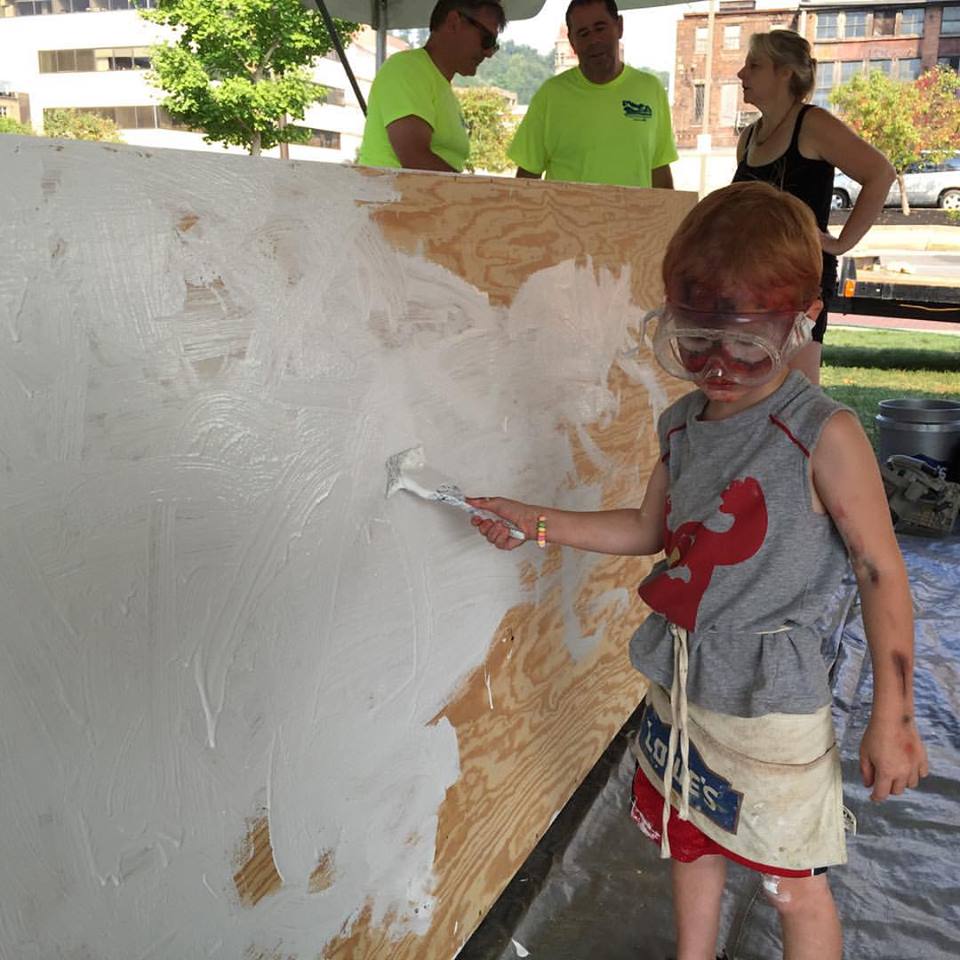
[536,515,547,549]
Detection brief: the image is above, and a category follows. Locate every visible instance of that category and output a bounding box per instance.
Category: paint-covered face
[737,50,790,107]
[454,5,502,76]
[568,2,623,84]
[648,287,819,404]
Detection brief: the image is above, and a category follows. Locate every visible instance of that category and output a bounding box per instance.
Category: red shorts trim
[630,764,826,878]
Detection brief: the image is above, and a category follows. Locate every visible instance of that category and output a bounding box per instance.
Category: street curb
[851,225,960,255]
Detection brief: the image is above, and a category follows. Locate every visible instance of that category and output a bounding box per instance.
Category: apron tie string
[661,623,691,859]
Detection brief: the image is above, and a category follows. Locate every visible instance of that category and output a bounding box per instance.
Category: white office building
[0,0,400,162]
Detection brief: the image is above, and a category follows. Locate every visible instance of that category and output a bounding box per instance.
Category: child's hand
[859,714,929,802]
[465,497,540,551]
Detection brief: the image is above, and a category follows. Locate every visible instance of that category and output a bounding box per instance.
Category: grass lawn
[821,326,960,449]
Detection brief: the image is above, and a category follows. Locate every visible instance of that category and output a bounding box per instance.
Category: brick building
[674,1,800,149]
[673,0,960,150]
[800,0,960,104]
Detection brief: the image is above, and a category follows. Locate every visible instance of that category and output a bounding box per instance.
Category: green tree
[139,0,358,156]
[43,109,123,142]
[831,67,960,215]
[455,87,513,173]
[913,65,960,160]
[638,66,670,91]
[0,116,34,136]
[456,40,553,105]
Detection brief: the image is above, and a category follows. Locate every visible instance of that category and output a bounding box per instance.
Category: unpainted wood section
[309,849,337,894]
[234,815,283,907]
[322,176,695,958]
[243,947,296,960]
[361,169,694,309]
[323,332,689,960]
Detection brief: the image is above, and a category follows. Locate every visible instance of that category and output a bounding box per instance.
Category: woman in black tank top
[731,30,894,382]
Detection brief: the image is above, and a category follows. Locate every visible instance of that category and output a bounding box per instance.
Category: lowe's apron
[630,626,848,871]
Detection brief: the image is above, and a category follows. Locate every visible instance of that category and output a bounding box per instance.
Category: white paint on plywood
[0,138,660,957]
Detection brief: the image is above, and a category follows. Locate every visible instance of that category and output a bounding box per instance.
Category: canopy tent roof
[319,0,690,31]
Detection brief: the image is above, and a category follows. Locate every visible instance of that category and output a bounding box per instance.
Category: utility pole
[698,0,717,198]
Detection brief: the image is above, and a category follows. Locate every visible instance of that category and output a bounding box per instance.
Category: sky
[502,0,699,75]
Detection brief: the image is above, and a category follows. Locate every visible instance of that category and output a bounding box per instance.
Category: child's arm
[813,411,929,801]
[466,459,668,557]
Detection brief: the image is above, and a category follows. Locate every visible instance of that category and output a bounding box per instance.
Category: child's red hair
[662,181,823,311]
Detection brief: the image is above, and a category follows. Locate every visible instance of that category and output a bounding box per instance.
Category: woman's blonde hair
[749,29,817,101]
[662,182,823,309]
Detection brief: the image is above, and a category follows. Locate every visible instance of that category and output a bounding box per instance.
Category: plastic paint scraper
[384,445,526,540]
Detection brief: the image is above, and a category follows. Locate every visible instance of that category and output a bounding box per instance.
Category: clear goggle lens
[643,305,813,387]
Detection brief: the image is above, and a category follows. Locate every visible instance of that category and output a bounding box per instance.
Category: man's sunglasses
[459,11,499,51]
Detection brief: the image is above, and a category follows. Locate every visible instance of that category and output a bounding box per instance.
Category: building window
[840,59,864,83]
[900,8,924,35]
[0,106,7,118]
[816,12,838,39]
[695,26,708,55]
[870,58,893,75]
[723,25,741,49]
[844,11,867,37]
[693,82,705,123]
[873,10,896,35]
[40,47,152,73]
[43,105,185,130]
[813,61,835,107]
[939,54,960,70]
[307,128,340,149]
[8,0,153,13]
[719,82,739,125]
[898,57,923,79]
[323,86,346,106]
[96,47,152,70]
[942,6,960,34]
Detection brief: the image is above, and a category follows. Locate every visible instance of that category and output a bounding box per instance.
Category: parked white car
[832,153,960,210]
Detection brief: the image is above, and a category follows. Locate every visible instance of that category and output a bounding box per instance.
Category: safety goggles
[643,304,814,387]
[459,11,499,51]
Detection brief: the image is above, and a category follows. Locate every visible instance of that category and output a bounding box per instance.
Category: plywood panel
[0,139,694,959]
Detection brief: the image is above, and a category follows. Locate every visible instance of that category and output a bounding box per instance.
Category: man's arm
[651,165,673,189]
[386,116,458,172]
[515,167,542,179]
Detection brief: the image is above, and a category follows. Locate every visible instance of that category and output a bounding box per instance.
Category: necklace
[754,101,798,146]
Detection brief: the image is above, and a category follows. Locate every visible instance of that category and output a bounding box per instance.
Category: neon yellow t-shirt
[508,66,678,187]
[358,48,469,172]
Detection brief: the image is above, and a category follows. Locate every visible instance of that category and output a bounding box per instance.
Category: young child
[467,181,928,960]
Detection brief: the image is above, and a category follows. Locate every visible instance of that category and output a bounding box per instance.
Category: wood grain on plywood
[234,816,283,907]
[362,170,689,309]
[324,172,694,959]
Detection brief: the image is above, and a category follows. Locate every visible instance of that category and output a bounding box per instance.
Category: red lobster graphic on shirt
[638,477,768,631]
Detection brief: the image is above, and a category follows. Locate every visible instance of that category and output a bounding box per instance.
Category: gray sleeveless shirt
[629,372,853,717]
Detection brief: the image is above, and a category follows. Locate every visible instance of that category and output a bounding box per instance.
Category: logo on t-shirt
[622,100,653,121]
[638,477,768,631]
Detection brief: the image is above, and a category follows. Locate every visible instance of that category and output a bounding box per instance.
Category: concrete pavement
[850,224,960,255]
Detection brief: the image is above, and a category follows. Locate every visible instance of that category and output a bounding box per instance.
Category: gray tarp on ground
[467,533,960,960]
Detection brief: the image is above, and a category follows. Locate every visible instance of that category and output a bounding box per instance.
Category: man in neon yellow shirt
[358,0,506,172]
[510,0,677,188]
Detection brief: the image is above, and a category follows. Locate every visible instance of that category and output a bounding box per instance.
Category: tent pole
[314,0,368,115]
[375,0,388,69]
